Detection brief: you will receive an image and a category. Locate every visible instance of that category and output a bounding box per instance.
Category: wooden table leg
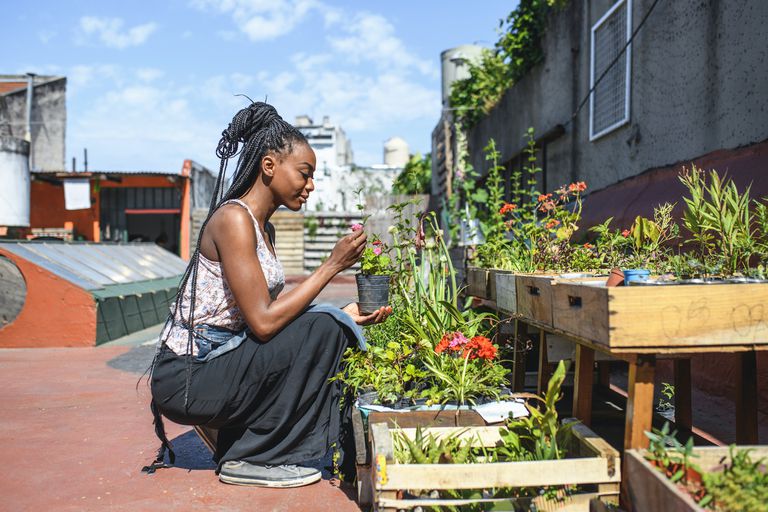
[537,330,551,395]
[736,351,759,444]
[624,355,656,450]
[673,359,692,432]
[572,344,595,426]
[511,320,526,392]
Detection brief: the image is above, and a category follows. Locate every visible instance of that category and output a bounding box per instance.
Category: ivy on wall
[449,0,568,128]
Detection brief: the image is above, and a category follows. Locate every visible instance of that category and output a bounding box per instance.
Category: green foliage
[498,360,573,462]
[393,427,479,465]
[645,423,768,510]
[421,348,509,406]
[702,446,768,511]
[449,0,568,128]
[679,166,767,276]
[359,242,392,275]
[392,153,432,195]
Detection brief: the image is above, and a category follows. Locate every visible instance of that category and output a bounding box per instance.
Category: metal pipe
[25,73,35,170]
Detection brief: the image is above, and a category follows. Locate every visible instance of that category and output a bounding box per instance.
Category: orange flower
[539,200,556,212]
[499,203,517,215]
[583,243,594,249]
[545,219,561,229]
[621,229,631,237]
[537,193,552,202]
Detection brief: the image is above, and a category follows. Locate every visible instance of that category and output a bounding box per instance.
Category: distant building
[293,114,410,212]
[26,160,216,259]
[0,74,66,172]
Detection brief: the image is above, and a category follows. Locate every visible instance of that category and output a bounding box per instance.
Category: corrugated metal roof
[32,169,184,177]
[0,241,187,291]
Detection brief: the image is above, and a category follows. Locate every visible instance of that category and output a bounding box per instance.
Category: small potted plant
[352,223,392,315]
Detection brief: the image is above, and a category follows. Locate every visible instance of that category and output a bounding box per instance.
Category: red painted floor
[0,276,363,511]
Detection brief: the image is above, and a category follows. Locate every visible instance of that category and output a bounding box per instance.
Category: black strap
[141,400,176,474]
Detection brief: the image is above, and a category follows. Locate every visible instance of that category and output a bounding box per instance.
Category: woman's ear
[261,154,276,177]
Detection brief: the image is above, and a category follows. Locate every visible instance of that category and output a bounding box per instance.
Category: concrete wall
[0,77,66,172]
[467,0,768,195]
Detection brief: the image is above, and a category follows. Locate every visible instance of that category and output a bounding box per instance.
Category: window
[590,0,632,141]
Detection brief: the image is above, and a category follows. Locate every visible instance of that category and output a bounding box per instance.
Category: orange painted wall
[0,248,97,347]
[30,175,188,243]
[30,181,99,241]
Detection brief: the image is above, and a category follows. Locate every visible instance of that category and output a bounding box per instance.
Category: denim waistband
[172,321,248,361]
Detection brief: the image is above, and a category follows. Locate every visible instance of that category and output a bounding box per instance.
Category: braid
[154,101,308,407]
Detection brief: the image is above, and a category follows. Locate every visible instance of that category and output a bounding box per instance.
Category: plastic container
[622,268,650,285]
[356,274,391,314]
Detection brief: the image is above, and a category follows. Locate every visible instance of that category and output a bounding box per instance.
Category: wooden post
[370,422,397,512]
[511,320,528,391]
[736,351,759,444]
[537,330,551,395]
[572,344,595,426]
[624,355,656,450]
[673,359,692,433]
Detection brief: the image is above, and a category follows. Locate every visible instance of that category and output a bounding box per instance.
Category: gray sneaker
[219,460,322,488]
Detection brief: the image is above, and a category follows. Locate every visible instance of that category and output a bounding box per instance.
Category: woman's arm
[214,207,366,340]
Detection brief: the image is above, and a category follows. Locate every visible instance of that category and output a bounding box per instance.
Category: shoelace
[265,464,301,475]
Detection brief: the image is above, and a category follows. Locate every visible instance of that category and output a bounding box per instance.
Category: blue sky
[4,0,517,172]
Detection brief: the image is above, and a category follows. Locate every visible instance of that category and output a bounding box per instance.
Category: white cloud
[329,12,437,78]
[77,16,158,49]
[38,30,57,44]
[136,68,164,82]
[190,0,321,41]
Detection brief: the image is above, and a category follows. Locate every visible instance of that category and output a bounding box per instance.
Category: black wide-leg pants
[150,312,355,476]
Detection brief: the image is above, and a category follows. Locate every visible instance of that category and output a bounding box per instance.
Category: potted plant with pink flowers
[352,223,392,315]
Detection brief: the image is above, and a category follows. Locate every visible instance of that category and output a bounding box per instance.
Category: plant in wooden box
[633,422,768,511]
[377,361,617,511]
[678,166,768,278]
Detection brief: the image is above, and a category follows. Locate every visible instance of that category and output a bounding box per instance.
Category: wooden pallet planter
[466,266,491,299]
[488,269,513,303]
[625,446,768,512]
[552,281,768,350]
[352,405,491,506]
[369,420,620,511]
[516,274,558,327]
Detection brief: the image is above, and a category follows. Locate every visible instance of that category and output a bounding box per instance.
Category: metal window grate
[590,0,632,140]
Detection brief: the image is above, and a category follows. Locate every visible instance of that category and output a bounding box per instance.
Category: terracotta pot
[606,268,625,287]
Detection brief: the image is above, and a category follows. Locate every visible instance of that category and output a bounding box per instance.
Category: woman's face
[268,142,316,211]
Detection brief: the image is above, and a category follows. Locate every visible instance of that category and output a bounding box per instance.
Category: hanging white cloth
[63,179,91,210]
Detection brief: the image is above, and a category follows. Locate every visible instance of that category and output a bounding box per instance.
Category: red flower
[583,243,593,249]
[499,203,517,215]
[463,336,497,360]
[568,182,587,193]
[621,229,631,237]
[539,200,556,212]
[372,240,382,246]
[545,219,561,229]
[537,193,552,202]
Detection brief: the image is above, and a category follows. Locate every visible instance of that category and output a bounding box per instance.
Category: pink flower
[351,223,364,232]
[373,247,382,256]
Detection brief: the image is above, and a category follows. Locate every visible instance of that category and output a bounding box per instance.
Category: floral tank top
[160,199,285,356]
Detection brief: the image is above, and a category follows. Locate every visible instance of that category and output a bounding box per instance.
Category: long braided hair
[155,101,308,403]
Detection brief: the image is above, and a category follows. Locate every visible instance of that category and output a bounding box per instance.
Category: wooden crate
[369,420,620,511]
[625,446,768,512]
[495,272,519,315]
[516,274,558,327]
[552,281,768,349]
[466,267,491,299]
[353,406,490,506]
[488,269,513,302]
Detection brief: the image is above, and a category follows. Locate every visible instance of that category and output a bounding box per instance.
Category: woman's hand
[342,302,393,326]
[325,229,367,273]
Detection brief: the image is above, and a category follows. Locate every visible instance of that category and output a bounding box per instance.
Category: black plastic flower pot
[355,273,390,315]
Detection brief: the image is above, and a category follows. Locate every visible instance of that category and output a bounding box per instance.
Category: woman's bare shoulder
[200,204,257,259]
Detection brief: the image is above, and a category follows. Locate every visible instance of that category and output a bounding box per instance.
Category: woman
[146,101,391,488]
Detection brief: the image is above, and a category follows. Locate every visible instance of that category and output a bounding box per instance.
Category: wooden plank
[379,492,603,510]
[624,356,656,450]
[516,274,555,327]
[598,362,611,388]
[673,359,692,432]
[495,272,518,315]
[573,344,595,427]
[512,320,527,391]
[537,330,550,395]
[552,282,610,345]
[736,351,759,444]
[368,409,487,429]
[352,406,369,464]
[466,267,490,299]
[393,426,504,446]
[379,458,620,490]
[487,269,512,302]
